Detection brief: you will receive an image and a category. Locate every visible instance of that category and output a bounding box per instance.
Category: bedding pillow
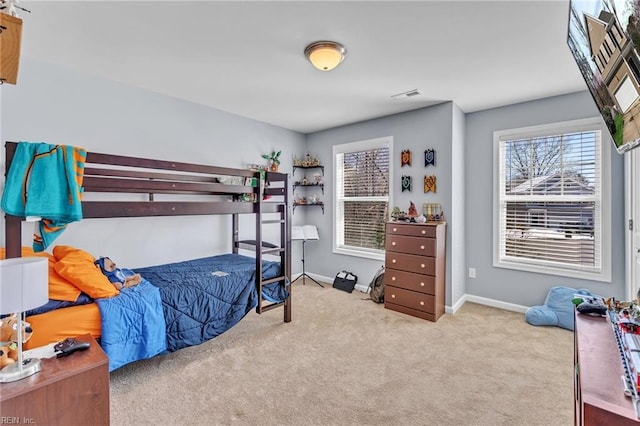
[53,246,119,299]
[0,247,81,302]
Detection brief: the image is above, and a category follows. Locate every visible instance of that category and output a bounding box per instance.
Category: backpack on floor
[368,265,385,303]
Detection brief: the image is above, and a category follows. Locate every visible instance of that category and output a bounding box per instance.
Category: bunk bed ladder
[232,170,291,322]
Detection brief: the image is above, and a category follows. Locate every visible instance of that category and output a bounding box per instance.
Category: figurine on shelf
[301,176,308,185]
[303,154,313,167]
[391,206,401,221]
[313,173,323,184]
[312,155,321,166]
[407,201,418,218]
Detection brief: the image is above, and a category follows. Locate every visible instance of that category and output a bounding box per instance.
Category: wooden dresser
[384,222,446,321]
[574,312,640,425]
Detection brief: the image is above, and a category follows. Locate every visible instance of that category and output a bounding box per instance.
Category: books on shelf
[292,225,319,241]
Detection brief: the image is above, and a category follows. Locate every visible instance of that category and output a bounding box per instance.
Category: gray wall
[1,58,305,268]
[305,102,462,305]
[465,91,626,307]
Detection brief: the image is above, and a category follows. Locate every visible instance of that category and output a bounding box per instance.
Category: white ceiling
[16,0,587,133]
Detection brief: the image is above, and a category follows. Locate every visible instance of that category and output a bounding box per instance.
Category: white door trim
[627,148,640,300]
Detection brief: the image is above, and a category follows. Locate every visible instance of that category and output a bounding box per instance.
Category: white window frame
[333,136,393,260]
[493,117,612,282]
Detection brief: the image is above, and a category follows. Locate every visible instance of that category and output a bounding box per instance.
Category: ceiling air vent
[391,89,421,100]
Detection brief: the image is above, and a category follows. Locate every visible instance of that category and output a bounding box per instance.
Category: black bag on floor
[333,271,358,293]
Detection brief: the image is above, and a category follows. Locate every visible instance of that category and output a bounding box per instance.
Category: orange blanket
[24,303,101,350]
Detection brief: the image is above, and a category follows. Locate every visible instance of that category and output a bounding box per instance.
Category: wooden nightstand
[0,334,109,425]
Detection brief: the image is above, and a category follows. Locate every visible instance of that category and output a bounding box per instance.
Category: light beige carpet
[110,282,573,426]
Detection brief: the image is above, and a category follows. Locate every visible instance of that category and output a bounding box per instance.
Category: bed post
[5,215,22,258]
[232,214,239,254]
[4,142,22,258]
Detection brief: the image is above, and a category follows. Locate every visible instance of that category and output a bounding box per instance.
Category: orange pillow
[0,246,81,302]
[0,246,54,261]
[53,246,119,299]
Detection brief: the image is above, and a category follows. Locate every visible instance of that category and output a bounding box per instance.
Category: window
[333,137,392,260]
[493,118,611,282]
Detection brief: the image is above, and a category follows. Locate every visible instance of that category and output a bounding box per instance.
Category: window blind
[335,144,390,252]
[498,129,602,272]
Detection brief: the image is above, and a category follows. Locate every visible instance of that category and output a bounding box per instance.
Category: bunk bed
[2,141,291,371]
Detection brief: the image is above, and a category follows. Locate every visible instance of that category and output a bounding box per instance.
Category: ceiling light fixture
[304,41,346,71]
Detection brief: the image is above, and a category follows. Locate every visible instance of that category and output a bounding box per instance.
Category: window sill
[334,247,385,261]
[493,258,611,283]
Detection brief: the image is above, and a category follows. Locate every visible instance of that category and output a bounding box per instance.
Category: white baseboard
[447,294,529,314]
[293,273,529,315]
[354,283,369,293]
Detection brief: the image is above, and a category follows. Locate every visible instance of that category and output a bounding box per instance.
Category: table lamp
[0,257,48,383]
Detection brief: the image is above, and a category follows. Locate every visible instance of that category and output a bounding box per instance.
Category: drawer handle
[421,230,426,234]
[420,245,425,250]
[420,301,425,306]
[421,263,425,268]
[393,227,397,232]
[420,282,425,287]
[392,259,397,264]
[392,276,396,281]
[391,294,396,299]
[392,241,396,246]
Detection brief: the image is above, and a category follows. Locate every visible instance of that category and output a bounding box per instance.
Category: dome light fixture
[304,41,346,71]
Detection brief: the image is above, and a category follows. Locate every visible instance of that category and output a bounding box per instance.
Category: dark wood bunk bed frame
[3,141,292,322]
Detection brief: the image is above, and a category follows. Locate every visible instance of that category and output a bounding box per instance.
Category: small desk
[575,312,640,425]
[0,334,110,425]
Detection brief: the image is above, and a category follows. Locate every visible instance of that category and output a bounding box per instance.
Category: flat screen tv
[568,0,640,154]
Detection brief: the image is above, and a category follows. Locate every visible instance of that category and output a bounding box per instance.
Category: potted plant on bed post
[262,150,282,172]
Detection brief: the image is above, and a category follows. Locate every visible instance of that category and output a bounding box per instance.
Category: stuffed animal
[0,345,15,369]
[94,257,142,290]
[0,314,34,367]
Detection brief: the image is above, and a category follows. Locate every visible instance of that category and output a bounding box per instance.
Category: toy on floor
[525,286,595,331]
[94,257,142,290]
[0,314,34,368]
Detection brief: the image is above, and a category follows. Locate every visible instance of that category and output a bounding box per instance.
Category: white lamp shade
[0,257,49,314]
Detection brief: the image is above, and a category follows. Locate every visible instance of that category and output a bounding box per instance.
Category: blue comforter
[136,254,288,352]
[96,279,167,371]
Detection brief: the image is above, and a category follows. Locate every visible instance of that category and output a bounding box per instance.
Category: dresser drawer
[384,269,435,294]
[386,223,436,238]
[385,234,436,257]
[385,252,435,275]
[385,286,435,313]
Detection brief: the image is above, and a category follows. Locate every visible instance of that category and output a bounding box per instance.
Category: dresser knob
[421,263,425,268]
[420,301,425,306]
[393,227,397,232]
[420,282,425,286]
[392,259,397,264]
[392,276,396,281]
[420,245,424,250]
[392,242,396,246]
[391,294,396,299]
[421,230,426,234]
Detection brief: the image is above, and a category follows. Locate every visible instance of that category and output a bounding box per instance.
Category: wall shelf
[293,182,324,194]
[292,202,324,214]
[293,165,324,175]
[292,163,324,214]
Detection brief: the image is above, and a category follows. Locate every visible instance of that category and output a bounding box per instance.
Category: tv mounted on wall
[568,0,640,154]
